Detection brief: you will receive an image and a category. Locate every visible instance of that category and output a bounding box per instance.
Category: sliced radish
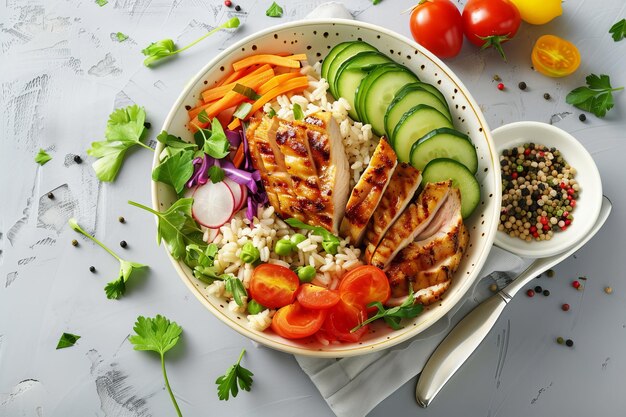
[192,181,235,228]
[205,227,220,243]
[223,177,244,209]
[235,185,248,212]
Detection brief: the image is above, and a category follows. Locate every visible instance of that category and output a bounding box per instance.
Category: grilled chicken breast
[369,180,452,269]
[362,162,422,263]
[341,138,397,246]
[246,112,350,233]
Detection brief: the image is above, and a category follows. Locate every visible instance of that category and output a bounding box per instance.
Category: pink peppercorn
[497,83,505,90]
[572,280,581,289]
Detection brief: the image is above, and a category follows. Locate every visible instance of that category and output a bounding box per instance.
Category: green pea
[274,239,295,256]
[297,265,316,283]
[239,242,260,264]
[290,233,306,246]
[247,299,265,315]
[322,240,339,255]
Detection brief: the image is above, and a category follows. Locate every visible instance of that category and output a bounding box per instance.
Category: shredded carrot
[219,64,259,86]
[227,117,241,130]
[233,143,245,168]
[258,72,302,96]
[201,67,274,103]
[188,99,218,120]
[232,54,303,72]
[247,76,310,117]
[283,54,308,61]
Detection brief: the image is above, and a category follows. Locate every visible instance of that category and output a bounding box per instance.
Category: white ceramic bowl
[492,122,602,258]
[153,19,501,357]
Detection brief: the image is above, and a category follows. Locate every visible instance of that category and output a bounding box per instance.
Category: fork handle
[415,292,508,407]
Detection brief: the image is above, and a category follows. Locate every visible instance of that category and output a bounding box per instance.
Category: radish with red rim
[192,181,235,228]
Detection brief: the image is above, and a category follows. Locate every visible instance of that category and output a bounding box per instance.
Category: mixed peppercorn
[499,143,580,241]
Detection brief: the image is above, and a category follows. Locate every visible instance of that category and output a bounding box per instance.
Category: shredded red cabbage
[186,155,213,188]
[225,129,242,149]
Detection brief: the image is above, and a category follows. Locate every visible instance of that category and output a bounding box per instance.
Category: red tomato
[271,302,327,339]
[338,265,390,309]
[296,284,340,310]
[321,298,369,343]
[249,264,299,309]
[409,0,464,59]
[462,0,521,60]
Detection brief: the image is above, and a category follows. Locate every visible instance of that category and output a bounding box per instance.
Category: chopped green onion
[233,84,261,100]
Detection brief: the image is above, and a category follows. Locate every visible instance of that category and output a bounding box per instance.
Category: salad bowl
[152,19,501,357]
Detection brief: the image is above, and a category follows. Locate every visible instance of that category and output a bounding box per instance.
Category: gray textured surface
[2,0,626,416]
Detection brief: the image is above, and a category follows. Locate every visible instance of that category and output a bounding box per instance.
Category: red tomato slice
[321,298,369,343]
[249,264,299,309]
[338,265,390,309]
[271,302,327,339]
[296,284,341,310]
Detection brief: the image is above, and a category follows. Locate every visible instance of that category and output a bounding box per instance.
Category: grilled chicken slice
[341,138,397,246]
[362,162,422,263]
[370,180,452,269]
[301,112,350,234]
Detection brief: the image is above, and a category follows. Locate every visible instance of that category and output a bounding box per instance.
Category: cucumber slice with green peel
[422,158,481,219]
[413,81,449,108]
[326,41,378,98]
[385,84,451,142]
[362,66,420,137]
[322,42,352,82]
[391,105,452,163]
[354,63,399,123]
[334,52,392,120]
[410,128,478,173]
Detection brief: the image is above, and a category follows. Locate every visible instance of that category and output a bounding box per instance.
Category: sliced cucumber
[422,158,480,219]
[362,65,420,137]
[334,52,392,120]
[391,105,452,163]
[322,42,352,82]
[354,63,398,123]
[326,41,378,98]
[385,84,451,142]
[410,128,478,174]
[413,82,449,108]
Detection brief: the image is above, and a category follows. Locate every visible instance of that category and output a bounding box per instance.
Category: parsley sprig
[216,348,254,400]
[609,19,626,42]
[56,332,81,349]
[566,74,624,118]
[142,17,240,67]
[351,290,423,333]
[129,315,183,416]
[35,148,52,165]
[266,1,283,17]
[68,218,147,299]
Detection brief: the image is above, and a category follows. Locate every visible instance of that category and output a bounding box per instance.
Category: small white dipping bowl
[492,121,602,258]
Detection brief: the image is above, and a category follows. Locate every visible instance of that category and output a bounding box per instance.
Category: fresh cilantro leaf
[292,103,304,120]
[157,131,197,150]
[266,107,276,118]
[266,1,283,17]
[116,32,129,42]
[566,73,624,118]
[284,218,341,255]
[130,315,183,417]
[197,109,211,124]
[610,19,626,42]
[207,165,225,183]
[68,218,147,299]
[372,0,382,4]
[142,17,240,67]
[152,149,195,194]
[216,348,254,401]
[225,276,247,306]
[233,102,253,119]
[128,199,205,260]
[232,84,261,100]
[194,118,230,159]
[96,0,108,6]
[56,332,81,349]
[351,290,423,332]
[35,149,52,165]
[87,105,152,182]
[185,243,217,268]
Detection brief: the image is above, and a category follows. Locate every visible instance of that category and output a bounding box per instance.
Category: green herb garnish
[142,17,240,67]
[116,32,129,42]
[284,218,341,255]
[351,289,423,332]
[95,0,108,6]
[130,315,183,417]
[87,105,152,182]
[610,19,626,42]
[266,1,283,17]
[208,165,225,183]
[35,149,52,165]
[233,102,253,119]
[216,348,254,400]
[128,199,205,260]
[232,83,261,100]
[566,74,624,118]
[69,218,147,299]
[157,131,197,151]
[266,107,276,118]
[225,276,248,306]
[193,118,230,159]
[152,149,195,193]
[56,332,81,349]
[292,103,304,120]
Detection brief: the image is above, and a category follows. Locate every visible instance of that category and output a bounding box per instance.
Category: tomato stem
[477,34,511,62]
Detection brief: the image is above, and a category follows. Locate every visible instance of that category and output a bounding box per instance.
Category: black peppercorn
[73,155,83,163]
[543,93,551,100]
[144,122,151,129]
[235,4,241,11]
[89,266,96,273]
[565,339,574,347]
[518,81,527,90]
[118,216,125,223]
[120,240,128,248]
[47,192,54,199]
[578,114,586,122]
[543,289,550,296]
[534,285,543,293]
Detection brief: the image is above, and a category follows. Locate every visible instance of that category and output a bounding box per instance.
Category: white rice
[201,63,376,331]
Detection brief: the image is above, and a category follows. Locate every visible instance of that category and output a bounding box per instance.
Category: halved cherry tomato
[271,301,327,339]
[249,264,299,309]
[531,35,581,78]
[409,0,464,59]
[297,283,340,310]
[338,265,390,309]
[321,298,369,343]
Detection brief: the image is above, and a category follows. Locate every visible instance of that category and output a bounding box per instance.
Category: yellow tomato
[531,35,581,78]
[509,0,562,25]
